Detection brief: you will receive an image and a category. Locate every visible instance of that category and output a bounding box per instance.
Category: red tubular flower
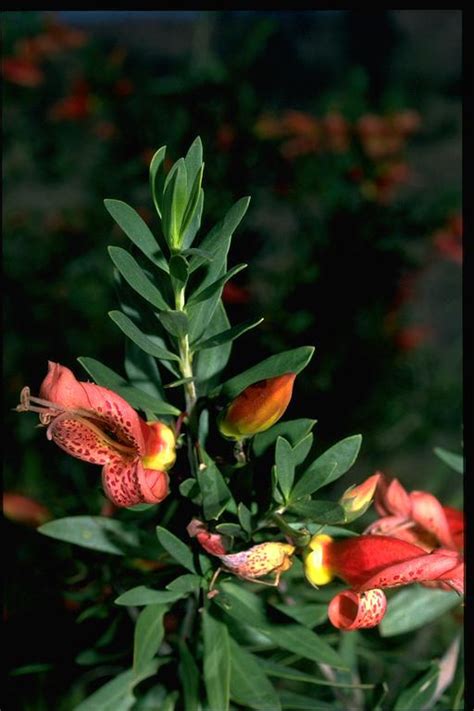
[218,373,296,440]
[16,362,176,508]
[3,492,52,528]
[304,533,463,630]
[366,473,463,552]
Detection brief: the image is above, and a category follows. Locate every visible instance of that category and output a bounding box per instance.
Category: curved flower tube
[218,373,296,440]
[188,519,295,588]
[304,533,464,630]
[365,473,463,551]
[16,362,176,508]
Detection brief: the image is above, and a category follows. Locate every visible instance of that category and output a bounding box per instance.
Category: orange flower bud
[218,373,296,440]
[339,473,381,522]
[3,492,52,528]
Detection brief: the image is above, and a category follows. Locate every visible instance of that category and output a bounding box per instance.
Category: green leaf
[287,500,346,524]
[394,664,439,711]
[124,341,165,399]
[184,137,203,186]
[434,447,464,474]
[291,434,362,500]
[109,311,180,361]
[379,585,461,637]
[237,502,252,533]
[229,638,281,710]
[169,254,189,290]
[197,451,233,520]
[149,145,167,218]
[180,164,204,244]
[115,587,185,606]
[213,582,344,669]
[212,581,267,627]
[178,640,200,711]
[253,418,317,457]
[292,433,314,466]
[133,604,167,677]
[78,357,179,415]
[202,610,230,711]
[275,437,295,501]
[166,574,201,593]
[75,663,157,711]
[215,523,244,538]
[264,624,346,670]
[194,301,232,395]
[38,516,144,556]
[189,196,250,275]
[279,691,334,710]
[215,345,315,400]
[260,659,373,688]
[187,263,247,307]
[162,158,187,248]
[157,310,189,338]
[270,602,328,628]
[108,246,169,311]
[156,526,196,573]
[182,247,212,261]
[104,198,167,270]
[192,317,263,352]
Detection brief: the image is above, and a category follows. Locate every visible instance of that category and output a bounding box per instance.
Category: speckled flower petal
[328,589,387,630]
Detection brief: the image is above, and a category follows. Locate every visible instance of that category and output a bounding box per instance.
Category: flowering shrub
[14,137,464,709]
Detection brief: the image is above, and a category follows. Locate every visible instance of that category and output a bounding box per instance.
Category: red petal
[101,459,142,507]
[410,491,456,549]
[443,506,464,550]
[375,476,411,517]
[329,535,427,588]
[328,589,387,630]
[47,415,123,465]
[101,460,169,507]
[40,362,145,454]
[358,549,462,592]
[138,467,169,504]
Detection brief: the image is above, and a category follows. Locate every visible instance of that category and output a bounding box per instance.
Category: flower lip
[17,363,175,508]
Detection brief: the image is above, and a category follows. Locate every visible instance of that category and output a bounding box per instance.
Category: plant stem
[271,513,310,547]
[175,287,197,413]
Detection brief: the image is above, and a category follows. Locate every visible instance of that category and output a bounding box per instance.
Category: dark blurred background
[3,10,462,710]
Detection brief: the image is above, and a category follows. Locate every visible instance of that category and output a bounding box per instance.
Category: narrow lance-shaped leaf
[74,663,157,711]
[156,526,197,573]
[187,263,247,307]
[253,418,317,457]
[275,437,295,501]
[108,246,170,311]
[291,435,362,500]
[197,450,233,520]
[157,310,189,339]
[38,516,144,556]
[149,145,167,218]
[109,311,180,361]
[287,499,346,524]
[115,587,185,607]
[202,610,230,711]
[133,604,167,677]
[78,357,180,416]
[214,345,315,400]
[192,317,264,352]
[229,638,281,711]
[188,196,250,275]
[178,640,200,711]
[434,447,464,474]
[180,163,204,240]
[104,198,168,271]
